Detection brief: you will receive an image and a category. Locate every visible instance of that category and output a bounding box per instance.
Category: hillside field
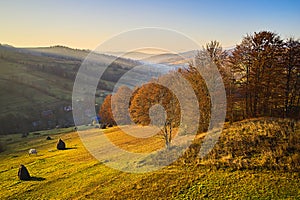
[0,45,142,134]
[0,119,299,199]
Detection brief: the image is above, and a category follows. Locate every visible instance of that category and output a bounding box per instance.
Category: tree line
[99,31,300,135]
[228,31,300,120]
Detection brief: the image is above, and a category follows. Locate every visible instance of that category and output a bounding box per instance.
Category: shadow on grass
[23,176,46,181]
[60,147,77,150]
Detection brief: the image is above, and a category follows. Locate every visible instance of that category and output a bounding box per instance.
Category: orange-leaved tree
[99,94,116,125]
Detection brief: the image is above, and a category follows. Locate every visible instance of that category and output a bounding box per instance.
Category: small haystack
[57,139,66,150]
[18,164,31,180]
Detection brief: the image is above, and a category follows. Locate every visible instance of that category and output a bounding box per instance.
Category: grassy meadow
[0,119,299,199]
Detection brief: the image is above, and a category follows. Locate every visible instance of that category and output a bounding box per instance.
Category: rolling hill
[0,44,141,134]
[0,44,187,134]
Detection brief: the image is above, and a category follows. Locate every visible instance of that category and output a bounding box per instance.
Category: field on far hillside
[0,119,299,199]
[0,45,140,134]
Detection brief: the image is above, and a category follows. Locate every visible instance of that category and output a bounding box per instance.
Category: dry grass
[103,125,165,153]
[0,120,299,199]
[182,118,300,171]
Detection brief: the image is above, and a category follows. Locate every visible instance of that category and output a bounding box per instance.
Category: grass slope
[0,45,82,133]
[0,45,140,134]
[0,119,299,199]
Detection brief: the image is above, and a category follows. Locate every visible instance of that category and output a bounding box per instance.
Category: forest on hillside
[100,31,300,136]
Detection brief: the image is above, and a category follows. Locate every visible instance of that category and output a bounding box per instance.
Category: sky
[1,0,300,52]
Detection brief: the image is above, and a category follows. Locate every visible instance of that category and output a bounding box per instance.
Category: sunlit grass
[0,119,299,199]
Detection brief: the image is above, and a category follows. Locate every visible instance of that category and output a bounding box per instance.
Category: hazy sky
[1,0,300,51]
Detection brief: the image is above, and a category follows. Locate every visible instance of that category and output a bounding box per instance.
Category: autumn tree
[129,72,184,149]
[178,64,211,132]
[99,94,115,125]
[230,31,283,118]
[204,41,235,122]
[205,40,227,67]
[281,38,300,118]
[129,83,160,125]
[129,80,180,126]
[111,86,132,125]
